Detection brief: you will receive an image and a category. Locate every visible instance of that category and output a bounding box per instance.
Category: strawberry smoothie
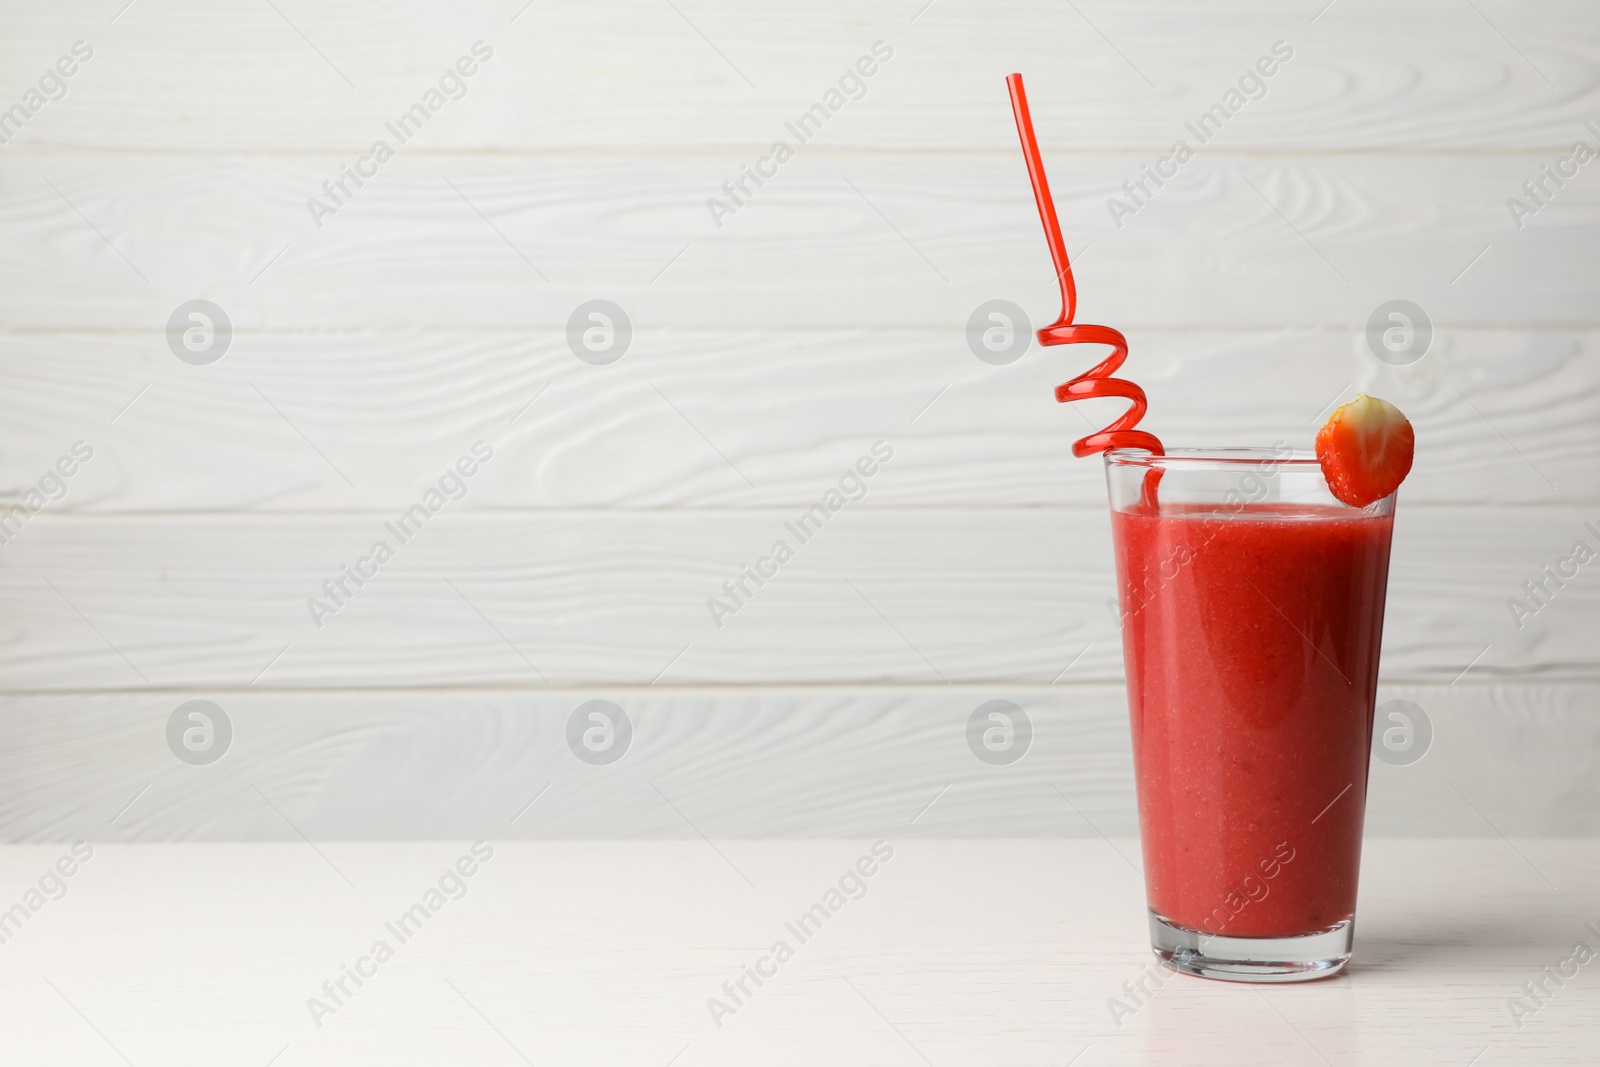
[1111,499,1394,940]
[1005,69,1416,978]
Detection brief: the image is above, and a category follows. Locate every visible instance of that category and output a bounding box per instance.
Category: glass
[1104,447,1396,981]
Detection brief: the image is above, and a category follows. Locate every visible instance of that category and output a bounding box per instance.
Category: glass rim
[1104,446,1319,469]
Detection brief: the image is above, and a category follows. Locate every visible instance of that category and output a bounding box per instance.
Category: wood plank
[6,327,1595,510]
[3,0,1597,151]
[0,152,1595,330]
[0,684,1593,840]
[0,508,1593,690]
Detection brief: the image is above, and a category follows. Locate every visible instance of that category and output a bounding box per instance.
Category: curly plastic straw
[1006,73,1165,459]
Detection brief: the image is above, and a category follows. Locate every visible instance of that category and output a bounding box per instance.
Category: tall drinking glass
[1105,448,1395,981]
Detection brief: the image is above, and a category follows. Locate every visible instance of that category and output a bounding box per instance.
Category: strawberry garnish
[1315,394,1414,508]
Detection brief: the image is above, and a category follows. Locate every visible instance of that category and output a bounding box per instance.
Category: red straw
[1006,73,1164,459]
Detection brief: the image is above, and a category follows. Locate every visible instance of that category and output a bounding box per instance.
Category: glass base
[1149,912,1353,983]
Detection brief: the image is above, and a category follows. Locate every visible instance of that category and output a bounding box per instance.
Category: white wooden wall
[1,0,1596,839]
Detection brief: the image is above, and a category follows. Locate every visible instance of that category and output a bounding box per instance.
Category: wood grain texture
[1,0,1596,152]
[0,152,1594,330]
[2,841,1598,1063]
[0,0,1595,847]
[0,508,1593,690]
[3,327,1593,510]
[0,684,1594,841]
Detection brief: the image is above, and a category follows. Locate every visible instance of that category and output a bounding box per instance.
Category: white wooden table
[2,839,1595,1065]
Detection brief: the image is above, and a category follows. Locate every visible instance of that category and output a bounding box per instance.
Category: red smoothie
[1111,500,1393,938]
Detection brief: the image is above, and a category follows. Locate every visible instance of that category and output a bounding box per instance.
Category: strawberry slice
[1315,394,1415,508]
